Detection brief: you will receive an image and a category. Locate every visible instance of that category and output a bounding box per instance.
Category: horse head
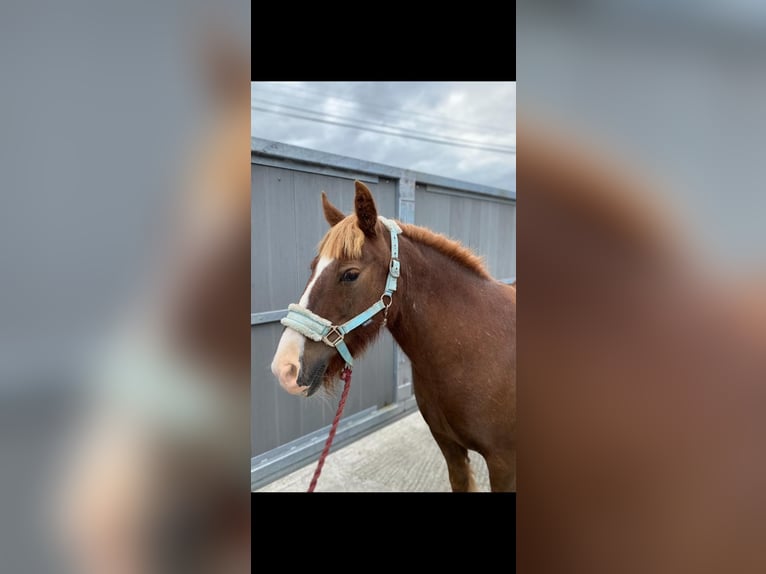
[271,181,397,396]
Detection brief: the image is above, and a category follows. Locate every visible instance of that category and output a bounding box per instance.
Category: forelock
[317,215,365,260]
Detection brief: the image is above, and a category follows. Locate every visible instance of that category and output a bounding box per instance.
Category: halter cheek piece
[280,217,402,367]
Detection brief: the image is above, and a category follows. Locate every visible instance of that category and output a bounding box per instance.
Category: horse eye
[341,270,360,282]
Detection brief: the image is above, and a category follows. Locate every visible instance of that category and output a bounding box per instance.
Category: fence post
[394,173,416,403]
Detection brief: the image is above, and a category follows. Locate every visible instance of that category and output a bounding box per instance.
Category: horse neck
[385,235,493,363]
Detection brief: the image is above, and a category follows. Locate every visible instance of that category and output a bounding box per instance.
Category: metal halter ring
[380,293,393,308]
[322,326,344,347]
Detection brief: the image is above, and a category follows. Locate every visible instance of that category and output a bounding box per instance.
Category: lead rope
[307,365,353,492]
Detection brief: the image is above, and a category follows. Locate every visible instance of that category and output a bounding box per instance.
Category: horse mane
[317,214,493,280]
[399,223,493,280]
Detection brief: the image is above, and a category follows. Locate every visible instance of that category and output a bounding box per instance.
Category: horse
[518,117,766,572]
[271,180,516,492]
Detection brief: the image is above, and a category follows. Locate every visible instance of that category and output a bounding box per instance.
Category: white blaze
[270,256,333,394]
[298,256,333,308]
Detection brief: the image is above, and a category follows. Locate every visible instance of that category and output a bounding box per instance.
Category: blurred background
[0,2,248,572]
[518,0,766,270]
[518,2,766,572]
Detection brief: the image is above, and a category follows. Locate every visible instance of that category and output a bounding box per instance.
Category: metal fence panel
[415,186,516,280]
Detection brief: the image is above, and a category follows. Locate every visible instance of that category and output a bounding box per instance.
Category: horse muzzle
[296,359,328,397]
[272,355,328,399]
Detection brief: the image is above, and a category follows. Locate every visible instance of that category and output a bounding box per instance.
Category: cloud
[251,81,515,190]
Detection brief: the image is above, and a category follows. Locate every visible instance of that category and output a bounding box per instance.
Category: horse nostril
[280,363,298,385]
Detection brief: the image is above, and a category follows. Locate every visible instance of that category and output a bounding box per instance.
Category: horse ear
[354,181,378,237]
[321,192,345,227]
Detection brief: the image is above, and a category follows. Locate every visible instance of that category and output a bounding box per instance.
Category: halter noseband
[280,216,402,367]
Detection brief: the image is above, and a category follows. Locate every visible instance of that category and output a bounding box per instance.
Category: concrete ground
[255,410,491,492]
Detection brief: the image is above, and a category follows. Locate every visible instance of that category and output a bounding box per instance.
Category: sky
[250,82,516,191]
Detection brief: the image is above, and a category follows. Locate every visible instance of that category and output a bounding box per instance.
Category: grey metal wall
[415,185,516,281]
[251,138,515,489]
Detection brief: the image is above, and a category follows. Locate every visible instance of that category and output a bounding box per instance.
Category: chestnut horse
[271,181,516,492]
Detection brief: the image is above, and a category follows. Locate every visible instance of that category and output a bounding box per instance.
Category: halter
[280,216,402,367]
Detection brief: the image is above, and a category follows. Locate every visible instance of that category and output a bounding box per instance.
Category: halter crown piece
[280,216,402,367]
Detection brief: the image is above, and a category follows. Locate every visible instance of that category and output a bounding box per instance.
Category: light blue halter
[280,216,402,367]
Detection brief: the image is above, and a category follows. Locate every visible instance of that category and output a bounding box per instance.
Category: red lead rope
[307,365,353,492]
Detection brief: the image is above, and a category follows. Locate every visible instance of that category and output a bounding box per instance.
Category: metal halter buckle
[389,258,400,278]
[322,326,344,347]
